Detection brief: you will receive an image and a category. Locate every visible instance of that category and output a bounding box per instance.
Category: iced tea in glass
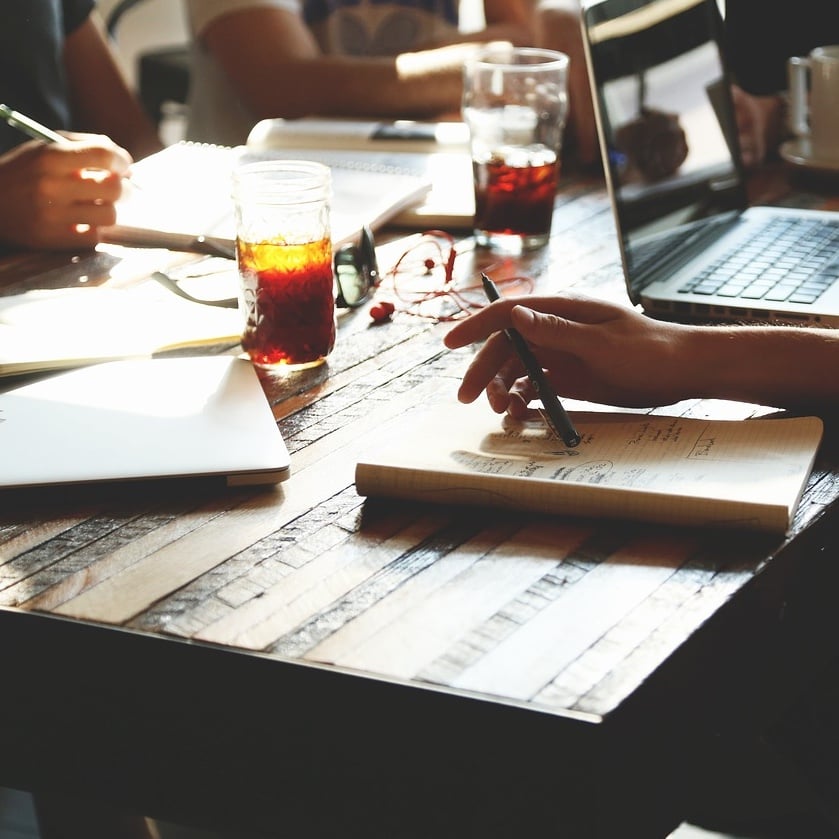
[463,47,569,253]
[472,148,560,246]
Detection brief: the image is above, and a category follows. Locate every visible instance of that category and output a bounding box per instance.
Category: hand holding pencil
[0,103,134,250]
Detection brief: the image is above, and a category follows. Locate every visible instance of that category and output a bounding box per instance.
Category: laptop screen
[581,0,748,297]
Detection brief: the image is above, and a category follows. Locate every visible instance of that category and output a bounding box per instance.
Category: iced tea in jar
[232,160,335,370]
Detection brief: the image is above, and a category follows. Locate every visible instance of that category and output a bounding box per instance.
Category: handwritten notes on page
[355,400,824,533]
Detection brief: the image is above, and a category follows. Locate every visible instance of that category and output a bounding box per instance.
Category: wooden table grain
[1,165,838,838]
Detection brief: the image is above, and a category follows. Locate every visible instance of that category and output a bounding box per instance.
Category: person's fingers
[509,304,569,347]
[456,330,518,404]
[506,378,536,417]
[22,141,133,198]
[39,190,120,227]
[46,137,133,177]
[76,168,125,204]
[445,293,617,350]
[72,201,119,228]
[445,297,521,349]
[36,171,124,210]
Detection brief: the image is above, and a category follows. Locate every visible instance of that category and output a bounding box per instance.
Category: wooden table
[1,164,838,838]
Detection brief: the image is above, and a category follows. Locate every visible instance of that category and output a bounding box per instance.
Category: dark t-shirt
[724,0,839,94]
[0,0,95,153]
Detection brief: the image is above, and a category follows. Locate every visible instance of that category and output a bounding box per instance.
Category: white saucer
[780,138,839,173]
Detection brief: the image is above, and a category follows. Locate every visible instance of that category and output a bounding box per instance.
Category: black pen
[481,273,581,447]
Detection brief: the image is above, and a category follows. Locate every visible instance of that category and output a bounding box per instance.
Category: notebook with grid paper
[580,0,839,326]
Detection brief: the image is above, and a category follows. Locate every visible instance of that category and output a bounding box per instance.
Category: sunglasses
[151,225,380,311]
[334,224,379,308]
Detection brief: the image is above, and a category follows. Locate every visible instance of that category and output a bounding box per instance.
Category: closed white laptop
[0,356,290,489]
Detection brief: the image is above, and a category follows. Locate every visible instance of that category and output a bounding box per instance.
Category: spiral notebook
[102,141,433,253]
[246,118,476,229]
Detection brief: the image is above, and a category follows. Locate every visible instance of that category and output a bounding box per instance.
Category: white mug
[788,45,839,162]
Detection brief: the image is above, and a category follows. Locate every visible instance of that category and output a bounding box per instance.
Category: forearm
[239,51,472,121]
[684,324,839,410]
[458,0,536,46]
[63,16,162,159]
[200,7,489,120]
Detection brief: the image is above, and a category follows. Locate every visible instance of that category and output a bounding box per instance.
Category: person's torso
[0,0,94,153]
[302,0,459,56]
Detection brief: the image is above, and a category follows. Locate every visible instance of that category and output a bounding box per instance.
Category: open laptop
[579,0,839,325]
[0,356,290,490]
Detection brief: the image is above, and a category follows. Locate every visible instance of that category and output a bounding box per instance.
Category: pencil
[0,103,67,144]
[481,273,581,447]
[0,102,143,191]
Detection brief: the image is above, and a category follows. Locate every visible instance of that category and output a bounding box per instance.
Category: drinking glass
[462,46,569,253]
[232,160,335,370]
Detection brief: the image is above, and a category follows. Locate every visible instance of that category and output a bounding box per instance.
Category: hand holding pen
[446,287,698,416]
[478,274,580,446]
[0,103,134,250]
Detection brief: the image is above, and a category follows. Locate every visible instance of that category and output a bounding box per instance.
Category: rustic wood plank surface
[1,165,838,837]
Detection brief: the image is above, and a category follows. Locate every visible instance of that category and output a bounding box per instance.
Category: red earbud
[369,300,395,322]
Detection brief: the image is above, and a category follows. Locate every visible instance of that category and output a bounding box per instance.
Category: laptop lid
[580,0,747,297]
[580,0,839,325]
[0,356,290,490]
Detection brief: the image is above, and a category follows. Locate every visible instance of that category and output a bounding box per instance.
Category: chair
[105,0,191,128]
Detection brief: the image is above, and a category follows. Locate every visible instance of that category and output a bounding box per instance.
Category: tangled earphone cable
[370,230,534,322]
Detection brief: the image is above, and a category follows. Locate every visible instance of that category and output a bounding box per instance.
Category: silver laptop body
[579,0,839,326]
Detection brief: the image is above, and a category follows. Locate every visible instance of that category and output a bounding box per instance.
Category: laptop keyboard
[678,217,839,304]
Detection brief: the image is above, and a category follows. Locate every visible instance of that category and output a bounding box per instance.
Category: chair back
[104,0,191,129]
[106,0,141,36]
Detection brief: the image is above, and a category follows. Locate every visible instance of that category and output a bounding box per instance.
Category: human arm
[534,1,599,166]
[0,135,132,251]
[196,6,492,121]
[443,293,839,412]
[62,12,162,160]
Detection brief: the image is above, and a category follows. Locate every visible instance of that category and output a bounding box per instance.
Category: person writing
[444,292,839,412]
[184,0,537,146]
[446,289,839,838]
[0,0,162,252]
